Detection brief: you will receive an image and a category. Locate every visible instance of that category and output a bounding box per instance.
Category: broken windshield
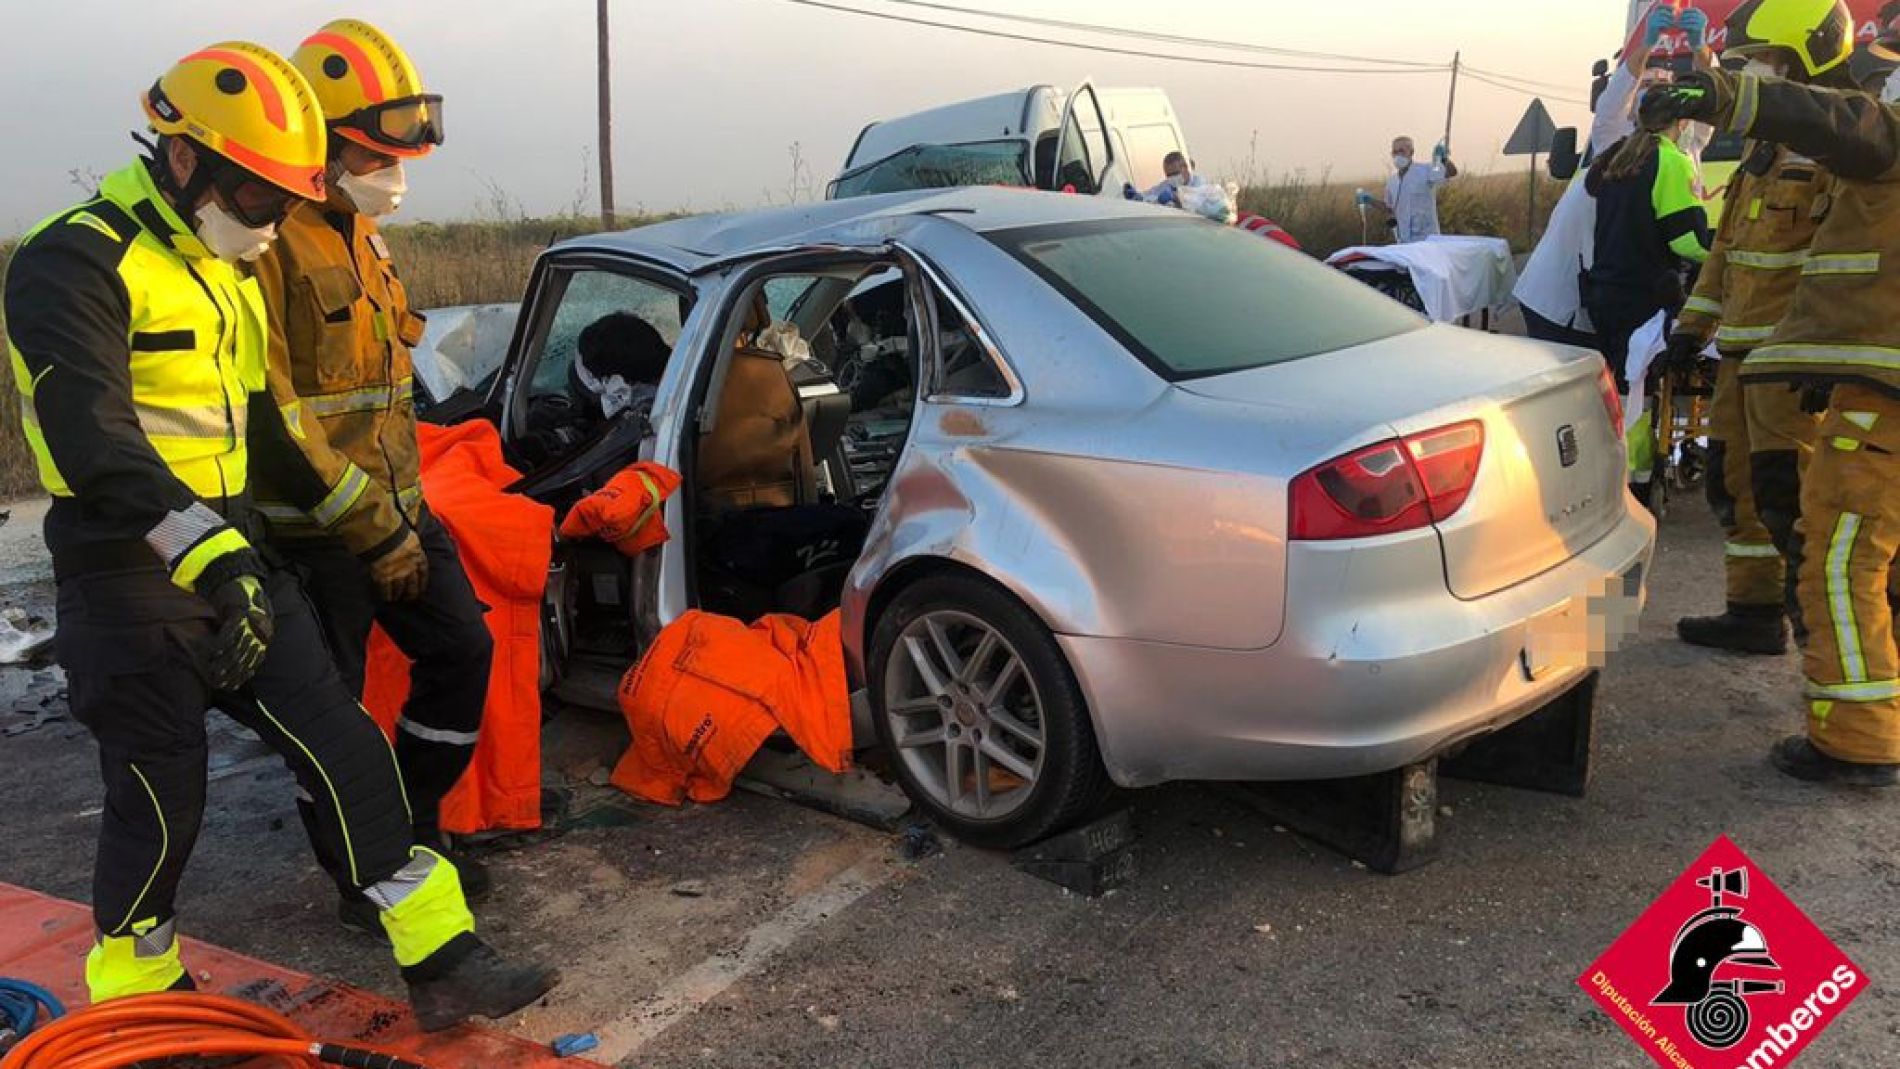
[829,140,1030,200]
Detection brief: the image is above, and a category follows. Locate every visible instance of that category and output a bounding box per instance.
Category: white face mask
[193,201,276,263]
[1167,172,1187,187]
[1742,58,1785,80]
[337,163,407,218]
[1885,68,1900,104]
[1393,154,1412,171]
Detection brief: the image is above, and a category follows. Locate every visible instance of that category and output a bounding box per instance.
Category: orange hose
[0,991,393,1069]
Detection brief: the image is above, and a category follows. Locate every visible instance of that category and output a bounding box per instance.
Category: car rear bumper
[1061,496,1656,789]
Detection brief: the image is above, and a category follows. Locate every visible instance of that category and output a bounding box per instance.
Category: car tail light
[1596,362,1624,432]
[1289,421,1485,540]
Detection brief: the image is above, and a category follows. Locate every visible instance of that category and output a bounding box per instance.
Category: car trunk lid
[1176,324,1625,599]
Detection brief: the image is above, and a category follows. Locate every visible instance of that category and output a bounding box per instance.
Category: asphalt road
[2,497,1897,1068]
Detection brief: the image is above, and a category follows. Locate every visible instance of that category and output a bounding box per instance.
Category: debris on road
[899,822,943,862]
[0,610,54,665]
[551,1032,600,1058]
[669,880,708,898]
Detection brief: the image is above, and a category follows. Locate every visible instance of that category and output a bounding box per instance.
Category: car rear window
[991,217,1424,380]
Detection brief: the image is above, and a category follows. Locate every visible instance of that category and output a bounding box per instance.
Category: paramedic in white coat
[1383,136,1457,242]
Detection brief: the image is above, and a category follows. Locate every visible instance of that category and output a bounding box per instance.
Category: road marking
[591,846,894,1062]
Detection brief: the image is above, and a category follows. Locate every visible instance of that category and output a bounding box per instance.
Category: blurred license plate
[1524,561,1646,679]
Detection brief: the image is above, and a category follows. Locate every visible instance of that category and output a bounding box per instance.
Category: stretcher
[1644,359,1715,517]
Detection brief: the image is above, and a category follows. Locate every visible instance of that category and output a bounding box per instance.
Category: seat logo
[1557,424,1580,468]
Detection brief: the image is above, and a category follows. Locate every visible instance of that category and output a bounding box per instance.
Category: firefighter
[1666,0,1851,656]
[1643,2,1900,786]
[246,20,492,937]
[3,42,557,1022]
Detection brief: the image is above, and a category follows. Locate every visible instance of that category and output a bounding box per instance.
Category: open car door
[1049,80,1128,197]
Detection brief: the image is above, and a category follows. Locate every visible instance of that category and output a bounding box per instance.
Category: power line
[778,0,1453,75]
[883,0,1445,69]
[1462,70,1588,107]
[1463,64,1582,94]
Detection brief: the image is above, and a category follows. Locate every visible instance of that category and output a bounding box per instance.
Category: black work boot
[405,933,559,1033]
[1676,603,1788,655]
[1770,736,1900,787]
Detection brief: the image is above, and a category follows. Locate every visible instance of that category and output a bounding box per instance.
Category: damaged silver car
[458,188,1654,848]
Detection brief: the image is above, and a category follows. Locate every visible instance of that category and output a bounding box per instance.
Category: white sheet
[1621,311,1719,436]
[1326,235,1519,324]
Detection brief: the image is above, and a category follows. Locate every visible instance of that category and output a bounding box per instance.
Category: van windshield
[830,141,1031,200]
[991,218,1425,381]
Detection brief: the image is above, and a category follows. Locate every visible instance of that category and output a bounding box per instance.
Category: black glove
[1660,334,1705,376]
[1640,71,1719,132]
[207,574,273,691]
[1799,383,1833,415]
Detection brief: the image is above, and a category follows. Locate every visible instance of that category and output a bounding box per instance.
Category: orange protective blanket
[558,462,682,556]
[612,609,852,806]
[363,421,555,834]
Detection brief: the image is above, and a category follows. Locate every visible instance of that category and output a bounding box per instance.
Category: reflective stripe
[1807,679,1900,702]
[369,848,476,968]
[255,502,316,527]
[1810,699,1834,728]
[136,401,245,442]
[1833,437,1863,452]
[1726,249,1809,270]
[280,401,307,441]
[1749,344,1900,371]
[1844,411,1879,431]
[307,378,412,418]
[1730,74,1760,135]
[1825,513,1867,684]
[144,502,226,564]
[1803,253,1881,277]
[1715,324,1778,345]
[399,483,424,515]
[398,718,482,747]
[1684,295,1724,317]
[171,527,250,591]
[1725,542,1782,559]
[311,465,371,528]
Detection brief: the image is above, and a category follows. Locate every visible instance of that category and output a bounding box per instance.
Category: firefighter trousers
[279,513,492,860]
[1706,359,1822,610]
[1798,384,1900,765]
[56,565,415,944]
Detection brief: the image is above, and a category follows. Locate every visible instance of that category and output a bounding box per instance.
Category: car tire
[868,573,1110,850]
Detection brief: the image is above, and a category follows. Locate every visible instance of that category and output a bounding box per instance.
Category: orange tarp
[0,882,598,1066]
[612,610,852,806]
[363,421,555,835]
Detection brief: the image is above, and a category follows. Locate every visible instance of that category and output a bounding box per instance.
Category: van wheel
[869,574,1110,849]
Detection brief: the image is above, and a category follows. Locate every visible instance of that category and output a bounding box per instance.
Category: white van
[827,81,1191,200]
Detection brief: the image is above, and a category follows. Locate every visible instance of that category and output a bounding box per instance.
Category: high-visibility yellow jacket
[1676,142,1834,356]
[1696,71,1900,396]
[4,160,264,589]
[249,198,426,561]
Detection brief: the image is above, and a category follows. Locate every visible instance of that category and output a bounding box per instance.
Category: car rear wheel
[869,574,1110,849]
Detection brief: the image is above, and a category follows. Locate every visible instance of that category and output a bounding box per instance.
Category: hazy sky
[0,1,1632,231]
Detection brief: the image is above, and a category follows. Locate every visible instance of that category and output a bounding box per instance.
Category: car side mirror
[1549,128,1581,183]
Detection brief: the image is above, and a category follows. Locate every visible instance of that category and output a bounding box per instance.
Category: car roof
[554,187,1172,272]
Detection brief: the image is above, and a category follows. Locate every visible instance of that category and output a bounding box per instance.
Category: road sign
[1505,99,1558,157]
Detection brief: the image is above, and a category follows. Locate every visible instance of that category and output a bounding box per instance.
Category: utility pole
[1443,51,1461,155]
[597,0,615,228]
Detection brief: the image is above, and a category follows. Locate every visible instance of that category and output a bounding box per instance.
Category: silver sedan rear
[824,199,1654,846]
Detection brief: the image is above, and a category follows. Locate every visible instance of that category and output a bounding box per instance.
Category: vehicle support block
[1012,808,1139,897]
[1235,761,1440,875]
[1441,671,1599,797]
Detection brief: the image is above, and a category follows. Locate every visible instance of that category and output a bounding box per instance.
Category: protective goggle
[209,163,297,227]
[335,95,444,153]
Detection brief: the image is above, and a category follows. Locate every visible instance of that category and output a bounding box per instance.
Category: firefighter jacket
[4,160,267,589]
[1677,142,1834,356]
[249,197,426,562]
[1697,71,1900,396]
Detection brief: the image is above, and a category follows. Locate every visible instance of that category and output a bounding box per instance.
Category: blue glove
[1644,4,1677,48]
[1123,182,1140,201]
[1355,189,1375,208]
[1678,7,1708,50]
[1155,185,1180,207]
[1432,142,1449,164]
